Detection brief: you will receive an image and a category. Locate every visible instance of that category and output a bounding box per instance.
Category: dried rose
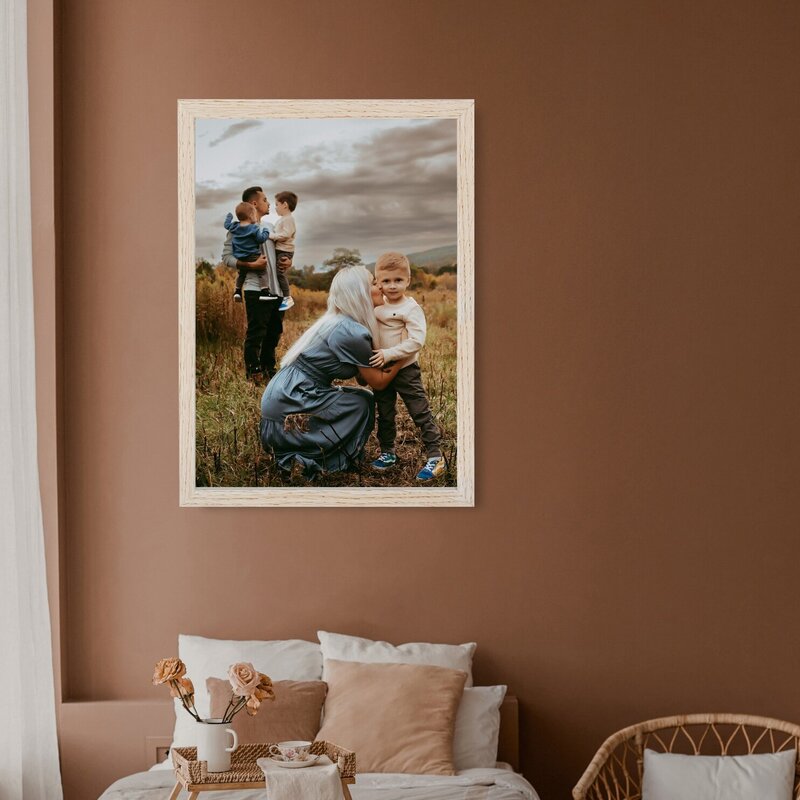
[255,673,275,702]
[180,677,195,699]
[244,673,275,716]
[153,658,186,686]
[246,695,261,716]
[170,676,195,700]
[228,662,260,698]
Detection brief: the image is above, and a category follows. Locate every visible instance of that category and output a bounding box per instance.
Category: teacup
[268,741,313,762]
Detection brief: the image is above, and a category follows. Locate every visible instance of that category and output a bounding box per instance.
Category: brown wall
[32,1,800,798]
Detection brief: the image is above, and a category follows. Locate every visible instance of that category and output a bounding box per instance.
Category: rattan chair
[573,714,800,800]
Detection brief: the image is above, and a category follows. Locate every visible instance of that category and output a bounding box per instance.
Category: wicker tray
[172,740,356,785]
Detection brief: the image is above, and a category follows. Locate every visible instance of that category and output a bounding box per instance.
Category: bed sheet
[98,764,540,800]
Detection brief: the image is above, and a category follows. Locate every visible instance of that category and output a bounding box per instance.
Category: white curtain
[0,0,64,797]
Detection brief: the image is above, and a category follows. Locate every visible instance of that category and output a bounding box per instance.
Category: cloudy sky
[195,117,457,267]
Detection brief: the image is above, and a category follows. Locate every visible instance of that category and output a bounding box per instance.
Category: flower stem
[224,696,247,723]
[172,680,201,722]
[222,696,236,723]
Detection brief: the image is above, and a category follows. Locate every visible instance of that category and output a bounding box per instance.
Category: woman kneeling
[260,265,401,478]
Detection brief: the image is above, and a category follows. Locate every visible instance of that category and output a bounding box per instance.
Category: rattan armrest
[573,714,800,800]
[573,718,651,800]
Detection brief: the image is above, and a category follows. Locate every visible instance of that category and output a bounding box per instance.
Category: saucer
[267,754,321,769]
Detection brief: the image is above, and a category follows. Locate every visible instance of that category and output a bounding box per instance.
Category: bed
[99,763,538,800]
[98,634,540,800]
[98,698,539,800]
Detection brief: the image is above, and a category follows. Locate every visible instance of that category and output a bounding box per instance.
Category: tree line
[196,247,456,293]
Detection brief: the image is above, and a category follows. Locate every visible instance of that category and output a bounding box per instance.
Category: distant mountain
[406,244,457,269]
[366,243,457,273]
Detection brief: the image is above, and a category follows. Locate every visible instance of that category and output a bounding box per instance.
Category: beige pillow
[315,659,467,775]
[207,678,327,744]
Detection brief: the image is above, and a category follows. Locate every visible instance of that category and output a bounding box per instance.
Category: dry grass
[196,268,457,488]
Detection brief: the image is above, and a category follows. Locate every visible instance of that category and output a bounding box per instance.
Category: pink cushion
[315,659,467,775]
[207,678,327,744]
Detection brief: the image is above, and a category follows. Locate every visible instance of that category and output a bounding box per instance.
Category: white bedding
[98,764,540,800]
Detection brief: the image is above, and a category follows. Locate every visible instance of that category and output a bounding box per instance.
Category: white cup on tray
[268,741,313,762]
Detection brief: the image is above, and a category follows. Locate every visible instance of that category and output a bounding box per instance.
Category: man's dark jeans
[243,291,284,376]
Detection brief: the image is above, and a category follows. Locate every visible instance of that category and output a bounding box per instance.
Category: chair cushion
[642,748,796,800]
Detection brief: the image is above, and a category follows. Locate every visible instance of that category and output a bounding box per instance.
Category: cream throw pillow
[315,659,467,775]
[317,631,476,687]
[642,748,796,800]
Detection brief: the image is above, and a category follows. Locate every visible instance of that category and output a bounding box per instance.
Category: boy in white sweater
[368,252,445,481]
[269,191,297,311]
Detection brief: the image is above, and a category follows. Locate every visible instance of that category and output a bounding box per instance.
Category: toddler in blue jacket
[224,202,273,302]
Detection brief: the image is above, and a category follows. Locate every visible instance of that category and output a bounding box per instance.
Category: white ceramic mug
[196,719,239,772]
[268,741,312,762]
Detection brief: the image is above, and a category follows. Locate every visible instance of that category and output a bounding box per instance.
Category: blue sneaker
[371,452,397,471]
[279,296,295,312]
[416,456,446,481]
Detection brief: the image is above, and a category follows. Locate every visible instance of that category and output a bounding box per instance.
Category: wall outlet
[145,736,173,767]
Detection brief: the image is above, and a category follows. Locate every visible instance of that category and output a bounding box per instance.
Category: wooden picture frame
[178,100,474,507]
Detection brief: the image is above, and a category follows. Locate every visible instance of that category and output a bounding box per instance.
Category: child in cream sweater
[269,191,298,311]
[368,252,445,481]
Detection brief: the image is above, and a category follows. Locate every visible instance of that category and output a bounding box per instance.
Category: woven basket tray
[172,741,356,785]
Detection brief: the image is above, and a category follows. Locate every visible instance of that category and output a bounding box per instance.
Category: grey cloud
[221,121,456,200]
[300,191,456,242]
[209,120,262,147]
[196,184,240,210]
[196,120,457,265]
[222,145,344,192]
[354,119,456,167]
[196,230,224,259]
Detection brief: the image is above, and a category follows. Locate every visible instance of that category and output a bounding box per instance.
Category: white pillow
[317,631,477,687]
[642,748,796,800]
[171,634,322,746]
[453,685,507,769]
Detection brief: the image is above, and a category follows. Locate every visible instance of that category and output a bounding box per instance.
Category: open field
[195,267,458,488]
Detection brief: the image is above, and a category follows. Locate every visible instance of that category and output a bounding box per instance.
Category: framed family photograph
[178,99,474,507]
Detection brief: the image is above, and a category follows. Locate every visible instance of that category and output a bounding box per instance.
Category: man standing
[221,186,287,381]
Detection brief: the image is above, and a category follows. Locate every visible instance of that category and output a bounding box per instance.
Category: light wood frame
[178,99,474,507]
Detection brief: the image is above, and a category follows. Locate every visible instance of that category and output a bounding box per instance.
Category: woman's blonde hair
[281,265,379,367]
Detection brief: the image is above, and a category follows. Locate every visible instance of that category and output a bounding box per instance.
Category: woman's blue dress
[260,318,375,476]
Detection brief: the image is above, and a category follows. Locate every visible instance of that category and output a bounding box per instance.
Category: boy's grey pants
[275,249,292,297]
[374,362,442,458]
